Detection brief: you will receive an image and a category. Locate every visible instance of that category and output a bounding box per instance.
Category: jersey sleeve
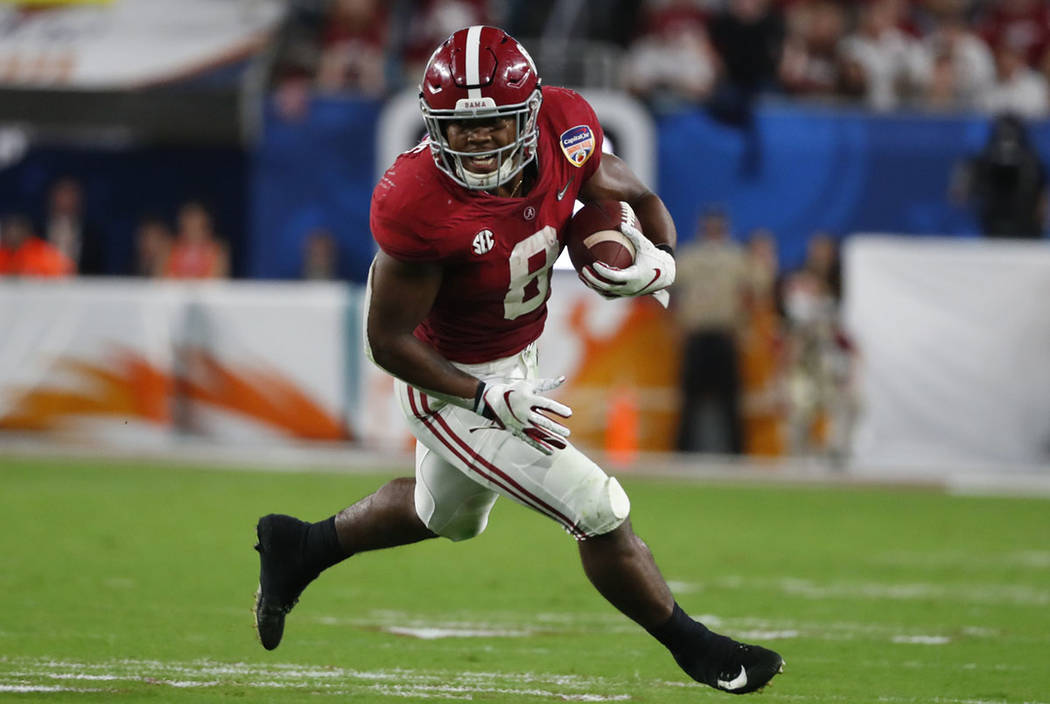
[574,92,604,183]
[371,209,441,262]
[546,87,605,182]
[370,159,443,263]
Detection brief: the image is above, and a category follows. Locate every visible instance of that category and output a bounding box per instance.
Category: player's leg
[579,518,784,694]
[402,371,783,693]
[253,475,437,650]
[411,440,501,541]
[254,442,501,650]
[332,475,437,554]
[577,517,673,627]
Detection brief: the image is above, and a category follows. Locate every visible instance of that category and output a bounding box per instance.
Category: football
[565,200,638,274]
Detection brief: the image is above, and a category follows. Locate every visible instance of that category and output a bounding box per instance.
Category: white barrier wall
[0,280,352,446]
[844,236,1050,471]
[0,274,680,454]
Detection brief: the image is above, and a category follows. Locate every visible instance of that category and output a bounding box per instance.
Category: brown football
[565,200,638,275]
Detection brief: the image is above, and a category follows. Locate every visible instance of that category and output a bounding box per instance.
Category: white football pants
[394,343,630,541]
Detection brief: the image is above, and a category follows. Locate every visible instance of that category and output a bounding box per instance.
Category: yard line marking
[704,575,1050,606]
[0,684,114,693]
[891,635,951,645]
[0,657,633,700]
[384,625,533,639]
[657,686,1050,704]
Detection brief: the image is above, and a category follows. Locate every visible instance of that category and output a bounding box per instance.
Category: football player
[254,25,783,695]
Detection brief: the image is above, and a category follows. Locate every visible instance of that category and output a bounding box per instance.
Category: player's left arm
[578,152,676,251]
[577,153,677,302]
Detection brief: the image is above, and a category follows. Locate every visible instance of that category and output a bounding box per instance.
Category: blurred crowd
[0,178,234,279]
[270,0,1050,119]
[0,177,342,281]
[671,208,855,461]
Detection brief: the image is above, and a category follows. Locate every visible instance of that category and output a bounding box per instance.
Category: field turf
[1,457,1048,702]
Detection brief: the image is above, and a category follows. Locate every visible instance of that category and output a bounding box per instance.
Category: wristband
[655,243,675,259]
[473,380,487,413]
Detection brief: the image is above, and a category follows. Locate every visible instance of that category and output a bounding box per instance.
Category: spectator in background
[400,0,490,86]
[952,113,1048,239]
[738,228,786,456]
[779,0,848,100]
[838,0,931,110]
[315,0,388,96]
[268,1,328,118]
[977,0,1050,69]
[506,0,643,48]
[43,177,106,275]
[706,0,785,175]
[978,39,1050,119]
[0,214,73,277]
[918,2,995,111]
[302,227,339,280]
[671,206,747,455]
[623,1,718,112]
[164,201,229,279]
[133,215,172,277]
[781,232,853,460]
[708,0,785,103]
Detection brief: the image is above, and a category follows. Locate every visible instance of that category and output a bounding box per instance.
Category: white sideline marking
[665,580,700,594]
[0,657,632,701]
[760,576,1050,606]
[659,685,1050,704]
[0,684,112,693]
[384,626,532,639]
[891,635,951,645]
[873,549,1050,570]
[734,629,800,640]
[336,609,1000,646]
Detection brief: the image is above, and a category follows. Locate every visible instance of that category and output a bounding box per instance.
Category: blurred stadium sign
[0,125,27,166]
[0,0,282,88]
[2,2,116,5]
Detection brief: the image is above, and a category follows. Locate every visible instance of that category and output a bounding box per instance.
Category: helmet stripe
[465,25,482,100]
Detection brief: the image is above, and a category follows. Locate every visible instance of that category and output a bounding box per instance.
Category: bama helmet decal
[559,125,595,167]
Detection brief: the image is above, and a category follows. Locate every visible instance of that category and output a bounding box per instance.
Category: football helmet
[419,26,542,190]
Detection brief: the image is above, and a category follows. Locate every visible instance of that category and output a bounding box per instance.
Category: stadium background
[1,2,1049,702]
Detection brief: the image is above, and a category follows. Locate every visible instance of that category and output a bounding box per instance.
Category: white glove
[580,215,675,306]
[475,377,572,455]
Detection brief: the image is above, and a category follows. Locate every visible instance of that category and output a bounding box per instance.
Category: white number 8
[503,226,560,320]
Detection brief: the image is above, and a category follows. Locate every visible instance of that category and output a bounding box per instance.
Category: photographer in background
[952,113,1048,239]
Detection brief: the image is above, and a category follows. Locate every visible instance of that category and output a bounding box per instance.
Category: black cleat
[675,636,784,695]
[253,514,320,650]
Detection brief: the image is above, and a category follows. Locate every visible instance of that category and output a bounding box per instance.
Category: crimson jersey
[371,86,604,363]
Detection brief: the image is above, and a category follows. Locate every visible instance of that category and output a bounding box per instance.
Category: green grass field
[1,457,1048,703]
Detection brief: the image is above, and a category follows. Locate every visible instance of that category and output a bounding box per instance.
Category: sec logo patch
[472,229,494,255]
[559,125,595,167]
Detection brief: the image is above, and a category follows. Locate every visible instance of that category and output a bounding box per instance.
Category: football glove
[475,377,572,455]
[580,216,675,307]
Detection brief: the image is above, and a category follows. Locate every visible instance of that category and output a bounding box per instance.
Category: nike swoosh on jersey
[556,176,574,201]
[717,665,748,691]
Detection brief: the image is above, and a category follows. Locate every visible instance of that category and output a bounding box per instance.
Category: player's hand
[475,377,572,455]
[580,218,675,306]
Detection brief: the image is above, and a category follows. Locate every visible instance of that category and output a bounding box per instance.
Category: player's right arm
[366,250,572,454]
[366,250,480,405]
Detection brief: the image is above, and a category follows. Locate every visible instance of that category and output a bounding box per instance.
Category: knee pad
[415,480,497,542]
[578,476,631,538]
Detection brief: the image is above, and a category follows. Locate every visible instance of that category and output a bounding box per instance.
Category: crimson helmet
[419,26,542,190]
